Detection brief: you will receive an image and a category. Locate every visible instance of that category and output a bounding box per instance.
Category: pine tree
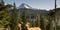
[40,14,46,30]
[47,10,54,30]
[35,12,40,27]
[0,0,12,29]
[21,7,28,30]
[17,10,22,23]
[9,3,18,30]
[22,8,27,24]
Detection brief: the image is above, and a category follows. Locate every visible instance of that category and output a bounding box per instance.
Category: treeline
[0,0,60,30]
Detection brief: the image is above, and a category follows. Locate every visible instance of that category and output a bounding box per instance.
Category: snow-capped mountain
[17,3,48,16]
[10,3,48,15]
[18,3,32,9]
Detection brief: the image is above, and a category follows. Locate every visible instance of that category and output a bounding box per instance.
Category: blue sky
[4,0,60,10]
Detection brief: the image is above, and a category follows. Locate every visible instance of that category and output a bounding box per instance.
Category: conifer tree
[9,3,18,30]
[35,12,40,27]
[17,10,22,23]
[47,10,54,30]
[0,0,12,29]
[21,7,28,30]
[40,14,46,30]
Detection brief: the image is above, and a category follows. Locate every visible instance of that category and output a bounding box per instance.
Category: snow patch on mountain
[18,3,32,9]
